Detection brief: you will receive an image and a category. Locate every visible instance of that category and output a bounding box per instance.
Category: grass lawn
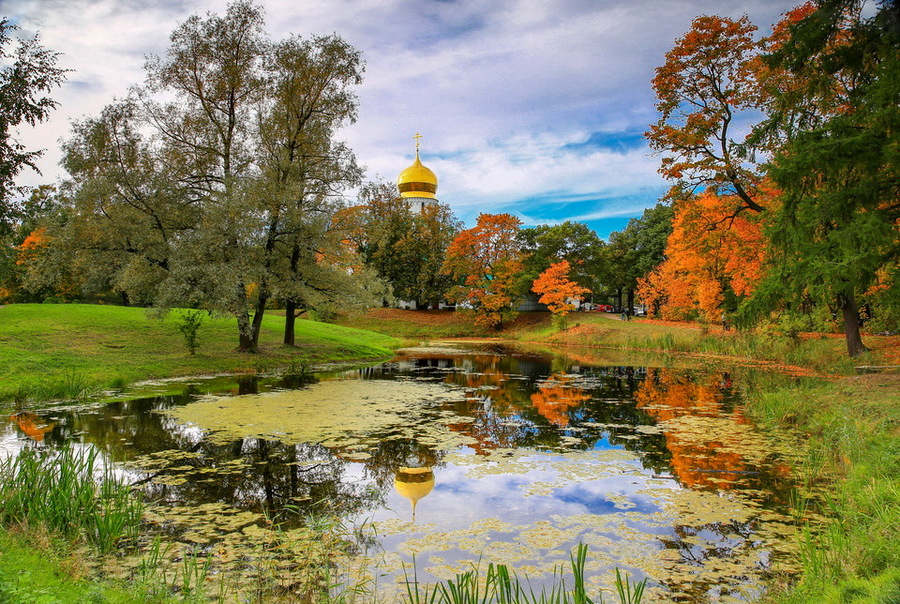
[0,303,400,403]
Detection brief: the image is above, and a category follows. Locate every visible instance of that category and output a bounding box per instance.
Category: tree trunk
[616,288,623,312]
[284,299,297,346]
[237,312,257,352]
[838,293,868,357]
[248,283,269,350]
[626,289,635,318]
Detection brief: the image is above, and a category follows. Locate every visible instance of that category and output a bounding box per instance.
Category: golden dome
[397,151,438,200]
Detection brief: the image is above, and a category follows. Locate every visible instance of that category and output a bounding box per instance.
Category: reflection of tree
[529,375,592,427]
[10,412,55,442]
[634,368,793,502]
[656,519,767,601]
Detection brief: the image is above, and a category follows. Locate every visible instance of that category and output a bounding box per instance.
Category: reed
[404,544,646,604]
[0,445,143,553]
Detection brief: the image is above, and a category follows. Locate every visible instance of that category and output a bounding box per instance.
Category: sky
[5,0,800,238]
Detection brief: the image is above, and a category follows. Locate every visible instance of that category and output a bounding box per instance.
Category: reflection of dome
[394,466,434,521]
[397,152,438,200]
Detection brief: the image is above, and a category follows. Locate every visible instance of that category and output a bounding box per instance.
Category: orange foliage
[529,375,591,427]
[532,260,591,318]
[637,189,771,321]
[634,369,790,490]
[442,213,523,328]
[16,227,50,266]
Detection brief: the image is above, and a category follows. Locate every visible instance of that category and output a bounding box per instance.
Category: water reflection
[1,345,801,601]
[394,467,434,522]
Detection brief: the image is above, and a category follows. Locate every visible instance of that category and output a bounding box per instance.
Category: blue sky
[6,0,798,238]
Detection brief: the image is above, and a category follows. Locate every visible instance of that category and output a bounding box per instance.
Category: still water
[2,344,803,602]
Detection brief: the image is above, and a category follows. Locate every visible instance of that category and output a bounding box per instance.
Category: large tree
[646,15,766,214]
[55,1,368,351]
[246,33,365,346]
[743,0,900,357]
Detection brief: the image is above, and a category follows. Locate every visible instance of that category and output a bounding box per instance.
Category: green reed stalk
[402,544,646,604]
[0,446,143,553]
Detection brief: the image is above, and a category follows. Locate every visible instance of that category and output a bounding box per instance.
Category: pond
[1,344,806,602]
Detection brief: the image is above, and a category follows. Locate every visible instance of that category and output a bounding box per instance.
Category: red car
[594,304,614,312]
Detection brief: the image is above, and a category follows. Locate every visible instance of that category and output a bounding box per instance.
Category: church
[396,133,439,214]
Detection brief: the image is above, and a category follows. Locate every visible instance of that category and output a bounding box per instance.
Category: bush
[176,309,205,355]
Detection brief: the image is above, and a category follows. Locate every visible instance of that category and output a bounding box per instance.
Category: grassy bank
[744,373,900,603]
[0,303,400,404]
[339,308,900,374]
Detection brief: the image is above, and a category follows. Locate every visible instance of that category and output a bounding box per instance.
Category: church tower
[397,132,438,213]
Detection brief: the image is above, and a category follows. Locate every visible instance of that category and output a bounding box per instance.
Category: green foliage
[740,0,900,357]
[176,310,205,355]
[602,204,673,310]
[52,1,369,351]
[518,221,605,295]
[0,20,67,226]
[352,181,462,308]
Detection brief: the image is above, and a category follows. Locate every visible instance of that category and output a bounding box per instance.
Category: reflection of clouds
[0,424,26,459]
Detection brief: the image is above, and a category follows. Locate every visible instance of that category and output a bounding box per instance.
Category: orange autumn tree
[532,260,591,329]
[637,188,770,322]
[442,213,523,329]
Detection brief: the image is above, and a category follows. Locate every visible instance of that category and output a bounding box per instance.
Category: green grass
[0,529,166,604]
[743,374,900,603]
[0,303,401,404]
[505,312,868,374]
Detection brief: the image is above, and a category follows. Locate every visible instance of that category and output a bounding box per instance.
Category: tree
[248,33,365,345]
[603,204,674,316]
[442,213,523,329]
[532,260,591,329]
[0,18,67,232]
[54,1,369,351]
[518,221,604,295]
[742,0,900,357]
[141,0,269,351]
[638,189,768,321]
[646,15,767,214]
[343,182,461,309]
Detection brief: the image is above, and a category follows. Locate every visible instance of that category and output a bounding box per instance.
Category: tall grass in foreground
[405,544,646,604]
[0,446,143,553]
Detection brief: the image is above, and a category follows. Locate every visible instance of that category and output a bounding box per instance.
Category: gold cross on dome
[413,132,423,151]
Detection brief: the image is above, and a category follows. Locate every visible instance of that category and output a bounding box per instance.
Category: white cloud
[6,0,797,230]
